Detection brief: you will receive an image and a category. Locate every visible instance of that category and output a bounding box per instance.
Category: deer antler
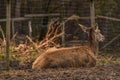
[78,24,88,33]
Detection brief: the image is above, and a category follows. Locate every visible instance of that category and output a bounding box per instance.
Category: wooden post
[90,0,95,27]
[61,0,65,47]
[28,21,32,37]
[12,20,15,36]
[62,22,65,46]
[6,0,11,70]
[90,0,98,55]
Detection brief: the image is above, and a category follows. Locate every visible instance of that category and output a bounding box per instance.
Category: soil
[0,64,120,80]
[0,52,120,80]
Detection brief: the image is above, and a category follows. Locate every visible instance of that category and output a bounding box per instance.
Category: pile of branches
[0,15,80,55]
[38,18,63,49]
[15,18,64,55]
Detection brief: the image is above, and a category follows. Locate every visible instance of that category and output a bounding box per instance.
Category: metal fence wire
[0,0,120,52]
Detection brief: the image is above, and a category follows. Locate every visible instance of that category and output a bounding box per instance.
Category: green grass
[98,52,120,65]
[0,48,120,69]
[0,48,41,66]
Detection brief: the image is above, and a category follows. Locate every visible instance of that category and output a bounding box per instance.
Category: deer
[32,23,105,70]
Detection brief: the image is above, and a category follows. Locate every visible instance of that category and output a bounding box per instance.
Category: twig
[11,32,18,41]
[101,34,120,49]
[97,15,120,22]
[38,32,63,49]
[26,35,39,52]
[0,25,6,43]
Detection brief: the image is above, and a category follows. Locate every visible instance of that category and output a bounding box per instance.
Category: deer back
[32,46,96,69]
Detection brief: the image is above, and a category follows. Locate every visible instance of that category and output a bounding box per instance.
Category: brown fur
[32,24,104,70]
[32,46,96,69]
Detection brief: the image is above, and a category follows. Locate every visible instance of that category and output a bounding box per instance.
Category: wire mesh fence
[0,0,120,52]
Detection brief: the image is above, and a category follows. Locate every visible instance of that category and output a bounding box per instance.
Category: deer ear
[94,23,99,30]
[94,23,101,33]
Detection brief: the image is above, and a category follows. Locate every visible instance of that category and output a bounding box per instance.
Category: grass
[98,52,120,65]
[98,57,120,65]
[0,47,120,69]
[0,47,42,69]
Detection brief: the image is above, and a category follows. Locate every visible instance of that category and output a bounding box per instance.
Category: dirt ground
[0,52,120,80]
[0,64,119,80]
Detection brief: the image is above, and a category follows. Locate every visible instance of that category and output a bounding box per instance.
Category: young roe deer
[32,24,105,69]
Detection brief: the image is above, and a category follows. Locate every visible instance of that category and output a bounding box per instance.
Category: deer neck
[89,28,98,56]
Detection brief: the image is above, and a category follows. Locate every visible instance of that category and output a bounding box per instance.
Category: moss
[98,56,120,65]
[0,53,5,60]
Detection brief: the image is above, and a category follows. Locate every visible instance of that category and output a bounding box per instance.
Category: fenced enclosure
[0,0,120,53]
[0,1,120,79]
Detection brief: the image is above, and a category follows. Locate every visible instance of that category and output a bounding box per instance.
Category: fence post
[28,20,32,37]
[61,0,65,47]
[90,0,99,55]
[6,0,11,70]
[90,0,95,27]
[12,20,15,36]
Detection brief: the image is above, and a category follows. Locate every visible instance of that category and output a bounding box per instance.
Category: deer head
[78,23,105,42]
[94,24,105,42]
